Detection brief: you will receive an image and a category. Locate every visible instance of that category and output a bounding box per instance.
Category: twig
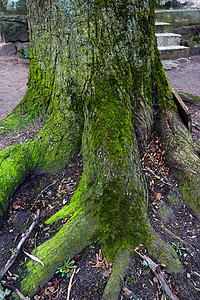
[0,209,40,279]
[66,268,80,300]
[192,123,200,131]
[160,221,195,255]
[145,157,183,201]
[29,180,59,211]
[143,168,172,186]
[135,250,179,300]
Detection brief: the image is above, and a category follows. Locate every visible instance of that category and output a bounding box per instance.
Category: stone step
[0,42,16,56]
[158,45,190,60]
[156,33,181,47]
[155,22,171,33]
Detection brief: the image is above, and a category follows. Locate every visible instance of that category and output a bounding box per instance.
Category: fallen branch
[0,209,40,279]
[135,250,179,300]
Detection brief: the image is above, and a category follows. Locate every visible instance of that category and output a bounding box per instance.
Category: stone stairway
[156,22,189,60]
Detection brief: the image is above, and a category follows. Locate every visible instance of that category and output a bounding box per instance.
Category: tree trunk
[0,0,199,298]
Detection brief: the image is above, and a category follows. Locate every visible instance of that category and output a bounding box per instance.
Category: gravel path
[165,56,200,97]
[0,56,29,121]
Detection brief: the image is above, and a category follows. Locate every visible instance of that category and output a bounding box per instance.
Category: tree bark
[0,0,199,299]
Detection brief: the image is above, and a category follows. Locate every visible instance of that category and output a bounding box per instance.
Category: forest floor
[0,55,200,300]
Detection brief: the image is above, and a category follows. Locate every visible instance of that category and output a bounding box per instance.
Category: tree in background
[15,0,26,14]
[0,0,8,12]
[0,0,199,299]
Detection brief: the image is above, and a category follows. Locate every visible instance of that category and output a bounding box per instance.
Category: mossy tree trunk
[0,0,199,298]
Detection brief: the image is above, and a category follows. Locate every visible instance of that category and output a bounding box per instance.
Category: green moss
[0,105,83,222]
[159,201,175,222]
[167,193,180,207]
[19,212,97,297]
[180,181,200,216]
[179,92,200,106]
[1,1,188,296]
[0,143,31,218]
[102,250,130,300]
[151,46,175,110]
[91,180,149,262]
[148,228,183,273]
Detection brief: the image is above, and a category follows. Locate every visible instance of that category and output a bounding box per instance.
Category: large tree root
[0,110,82,221]
[102,250,130,300]
[18,210,96,296]
[16,210,182,299]
[16,184,182,299]
[159,110,200,216]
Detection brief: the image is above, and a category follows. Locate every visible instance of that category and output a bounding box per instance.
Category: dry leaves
[89,249,112,277]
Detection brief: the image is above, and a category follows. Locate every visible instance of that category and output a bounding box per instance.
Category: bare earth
[165,56,200,97]
[0,56,29,121]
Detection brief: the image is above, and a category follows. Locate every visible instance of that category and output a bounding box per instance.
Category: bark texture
[0,0,199,299]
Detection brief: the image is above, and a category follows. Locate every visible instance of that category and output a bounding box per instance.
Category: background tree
[0,0,199,298]
[16,0,27,14]
[0,0,8,12]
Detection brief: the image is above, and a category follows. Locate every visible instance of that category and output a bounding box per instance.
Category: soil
[165,56,200,97]
[0,56,29,121]
[0,55,200,300]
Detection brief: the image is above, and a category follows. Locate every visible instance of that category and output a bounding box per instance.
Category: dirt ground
[0,56,29,121]
[165,56,200,97]
[0,55,200,300]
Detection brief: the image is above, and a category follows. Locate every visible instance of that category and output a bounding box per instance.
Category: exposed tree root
[1,1,200,299]
[159,110,200,216]
[18,211,96,296]
[0,110,82,221]
[148,226,182,274]
[16,205,182,298]
[102,250,130,300]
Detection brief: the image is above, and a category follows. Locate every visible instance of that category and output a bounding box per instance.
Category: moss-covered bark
[0,0,199,299]
[159,110,200,215]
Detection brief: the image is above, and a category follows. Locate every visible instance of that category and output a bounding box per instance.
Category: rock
[15,41,30,52]
[0,42,16,56]
[0,17,29,43]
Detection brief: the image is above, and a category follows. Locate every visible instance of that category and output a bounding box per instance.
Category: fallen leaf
[23,250,45,266]
[156,193,162,201]
[46,286,55,293]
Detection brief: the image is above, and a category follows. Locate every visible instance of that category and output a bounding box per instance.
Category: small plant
[89,245,95,253]
[172,242,186,257]
[128,274,137,283]
[56,258,77,277]
[191,34,200,42]
[17,48,29,59]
